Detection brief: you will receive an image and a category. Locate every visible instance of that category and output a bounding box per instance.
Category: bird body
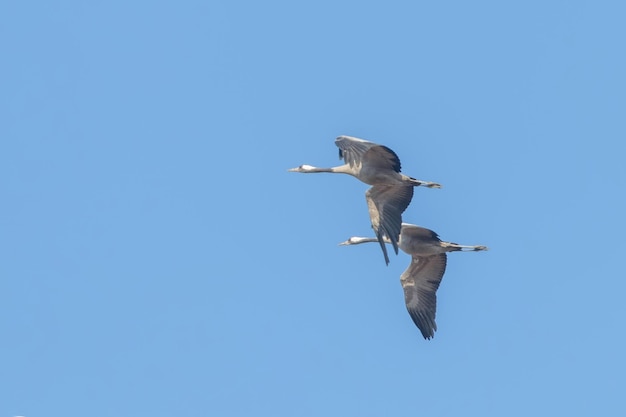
[340,223,487,339]
[289,136,441,264]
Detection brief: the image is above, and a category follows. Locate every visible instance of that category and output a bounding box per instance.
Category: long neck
[348,236,390,245]
[307,166,337,173]
[301,164,353,174]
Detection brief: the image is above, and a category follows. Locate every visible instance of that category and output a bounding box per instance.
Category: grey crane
[288,135,441,265]
[340,223,487,339]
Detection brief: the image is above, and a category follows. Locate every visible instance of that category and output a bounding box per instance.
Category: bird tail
[443,242,489,252]
[407,176,442,188]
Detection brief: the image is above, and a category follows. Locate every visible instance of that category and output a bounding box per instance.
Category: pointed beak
[287,167,299,172]
[338,239,350,246]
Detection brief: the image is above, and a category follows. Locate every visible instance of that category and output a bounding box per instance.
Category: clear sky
[2,1,625,416]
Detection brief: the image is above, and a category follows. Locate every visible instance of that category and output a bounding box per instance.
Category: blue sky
[2,1,625,416]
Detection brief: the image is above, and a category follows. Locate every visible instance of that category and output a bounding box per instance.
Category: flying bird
[339,223,488,339]
[289,135,441,265]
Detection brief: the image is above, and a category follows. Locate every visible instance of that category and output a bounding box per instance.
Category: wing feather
[335,136,401,172]
[365,185,414,264]
[400,253,447,339]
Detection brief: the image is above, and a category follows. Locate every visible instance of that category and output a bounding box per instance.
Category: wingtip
[381,250,390,265]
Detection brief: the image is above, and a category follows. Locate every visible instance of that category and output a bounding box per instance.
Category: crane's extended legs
[417,180,442,189]
[441,242,488,252]
[407,177,442,188]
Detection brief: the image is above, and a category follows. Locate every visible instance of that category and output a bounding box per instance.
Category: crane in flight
[340,223,488,339]
[289,135,441,265]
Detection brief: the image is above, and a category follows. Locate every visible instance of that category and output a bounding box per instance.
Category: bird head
[338,237,366,246]
[287,164,316,173]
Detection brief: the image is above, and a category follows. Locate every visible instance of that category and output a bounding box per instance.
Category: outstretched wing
[400,253,447,339]
[365,185,414,265]
[335,136,401,172]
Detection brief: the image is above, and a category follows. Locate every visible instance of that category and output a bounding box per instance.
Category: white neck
[290,164,354,174]
[344,236,383,245]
